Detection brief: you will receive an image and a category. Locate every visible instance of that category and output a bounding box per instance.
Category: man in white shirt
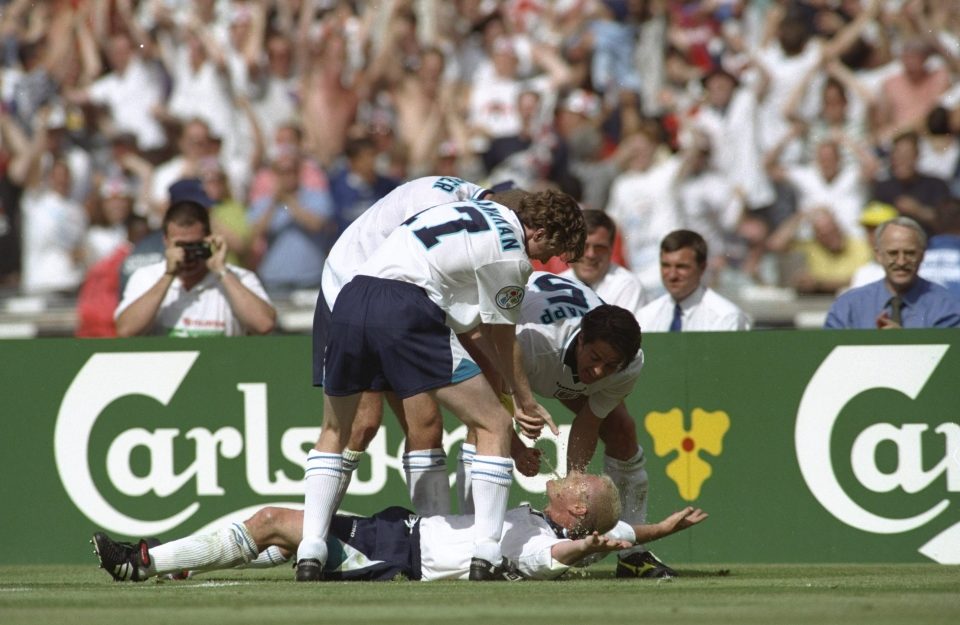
[605,127,683,294]
[638,230,751,332]
[92,472,707,582]
[298,190,586,582]
[560,210,646,317]
[114,181,276,337]
[68,32,166,153]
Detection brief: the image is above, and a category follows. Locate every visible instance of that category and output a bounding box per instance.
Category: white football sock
[297,451,342,564]
[470,454,513,563]
[403,448,450,515]
[148,523,258,577]
[239,545,289,569]
[333,449,364,509]
[457,443,476,515]
[604,449,649,557]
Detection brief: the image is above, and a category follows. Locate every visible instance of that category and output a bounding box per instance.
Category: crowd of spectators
[0,0,958,333]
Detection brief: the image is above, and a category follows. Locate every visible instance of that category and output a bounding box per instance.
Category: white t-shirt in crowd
[88,57,166,151]
[20,189,87,294]
[606,158,683,293]
[115,261,272,337]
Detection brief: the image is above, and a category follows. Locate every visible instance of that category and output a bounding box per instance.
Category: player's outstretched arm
[551,532,632,565]
[631,507,709,545]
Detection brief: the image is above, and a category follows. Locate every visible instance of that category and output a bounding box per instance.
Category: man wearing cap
[115,179,276,337]
[825,216,960,329]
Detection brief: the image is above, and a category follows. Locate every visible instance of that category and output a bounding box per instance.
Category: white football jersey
[419,506,571,581]
[357,199,532,333]
[322,176,487,309]
[517,271,644,418]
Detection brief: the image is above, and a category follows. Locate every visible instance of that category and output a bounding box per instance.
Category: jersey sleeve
[515,534,571,580]
[475,259,533,325]
[587,375,636,419]
[586,355,642,418]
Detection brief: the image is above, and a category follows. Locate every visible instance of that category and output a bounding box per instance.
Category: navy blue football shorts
[313,281,392,391]
[311,286,331,387]
[322,276,481,399]
[323,506,422,581]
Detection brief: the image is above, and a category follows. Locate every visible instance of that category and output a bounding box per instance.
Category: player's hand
[515,400,559,439]
[660,506,709,535]
[580,532,631,555]
[510,436,542,477]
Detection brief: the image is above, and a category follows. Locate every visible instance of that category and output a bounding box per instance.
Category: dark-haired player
[462,271,675,578]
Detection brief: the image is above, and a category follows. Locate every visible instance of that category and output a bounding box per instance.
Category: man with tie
[637,230,751,332]
[825,217,960,329]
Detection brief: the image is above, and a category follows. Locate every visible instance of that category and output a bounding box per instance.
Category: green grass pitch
[2,563,958,625]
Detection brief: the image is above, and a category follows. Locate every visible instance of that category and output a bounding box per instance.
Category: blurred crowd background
[0,0,958,334]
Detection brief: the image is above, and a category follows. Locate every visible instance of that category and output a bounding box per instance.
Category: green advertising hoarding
[0,331,957,565]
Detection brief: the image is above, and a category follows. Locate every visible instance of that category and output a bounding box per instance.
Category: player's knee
[600,413,637,441]
[246,506,302,551]
[249,506,283,530]
[348,422,379,450]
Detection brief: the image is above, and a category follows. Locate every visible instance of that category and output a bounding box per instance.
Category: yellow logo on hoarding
[645,408,730,501]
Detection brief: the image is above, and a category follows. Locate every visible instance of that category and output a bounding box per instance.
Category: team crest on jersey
[552,385,582,400]
[496,286,525,309]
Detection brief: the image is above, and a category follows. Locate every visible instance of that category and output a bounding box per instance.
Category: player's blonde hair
[572,474,622,536]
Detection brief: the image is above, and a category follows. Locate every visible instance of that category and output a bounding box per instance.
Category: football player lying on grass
[92,472,707,582]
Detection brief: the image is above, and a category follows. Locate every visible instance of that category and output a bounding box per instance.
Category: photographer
[115,188,276,337]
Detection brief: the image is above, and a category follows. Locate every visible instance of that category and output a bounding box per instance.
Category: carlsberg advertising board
[0,331,957,564]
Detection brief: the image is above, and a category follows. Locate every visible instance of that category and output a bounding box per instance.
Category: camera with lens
[177,241,212,262]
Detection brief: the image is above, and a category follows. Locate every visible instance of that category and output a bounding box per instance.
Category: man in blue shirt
[825,216,960,329]
[248,149,334,292]
[919,197,960,299]
[328,136,400,235]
